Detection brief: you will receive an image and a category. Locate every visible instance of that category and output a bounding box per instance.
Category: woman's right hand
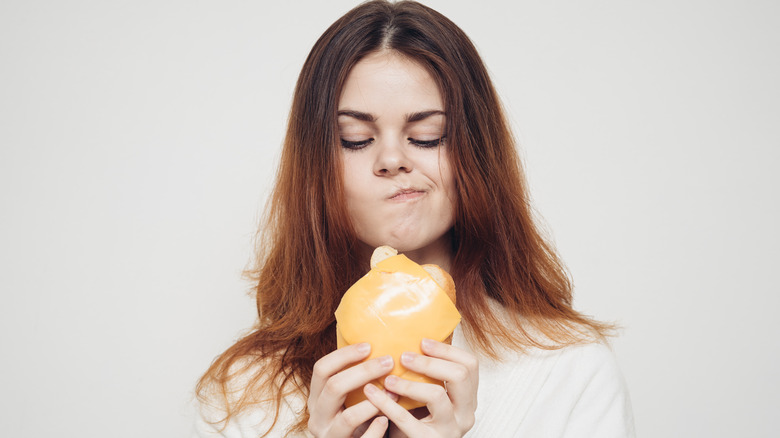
[307,342,395,437]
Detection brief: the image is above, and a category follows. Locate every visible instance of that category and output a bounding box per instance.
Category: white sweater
[193,325,635,437]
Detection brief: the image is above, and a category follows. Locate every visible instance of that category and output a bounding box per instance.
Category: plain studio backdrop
[1,0,777,436]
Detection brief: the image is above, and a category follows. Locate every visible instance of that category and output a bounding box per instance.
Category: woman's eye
[409,136,446,148]
[340,138,373,150]
[340,136,446,150]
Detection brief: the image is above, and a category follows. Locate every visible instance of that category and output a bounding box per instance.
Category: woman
[195,1,634,437]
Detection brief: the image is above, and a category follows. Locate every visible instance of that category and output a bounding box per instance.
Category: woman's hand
[307,342,396,437]
[363,338,479,438]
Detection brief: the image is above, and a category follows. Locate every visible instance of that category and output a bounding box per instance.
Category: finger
[328,399,381,437]
[317,355,395,420]
[360,416,389,438]
[383,375,455,422]
[408,340,478,396]
[400,352,475,417]
[363,383,423,437]
[311,343,372,397]
[420,338,479,373]
[400,351,465,383]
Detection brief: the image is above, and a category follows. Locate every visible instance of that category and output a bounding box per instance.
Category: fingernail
[376,416,388,426]
[379,355,393,367]
[421,338,434,350]
[401,352,415,365]
[364,383,378,395]
[385,375,399,387]
[384,390,399,402]
[357,343,370,354]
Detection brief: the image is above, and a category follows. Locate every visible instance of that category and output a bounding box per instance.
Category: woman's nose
[373,139,413,176]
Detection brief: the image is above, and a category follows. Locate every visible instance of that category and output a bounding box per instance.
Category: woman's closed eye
[409,136,445,148]
[340,136,446,151]
[341,138,374,150]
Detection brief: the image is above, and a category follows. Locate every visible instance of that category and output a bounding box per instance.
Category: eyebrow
[337,109,445,123]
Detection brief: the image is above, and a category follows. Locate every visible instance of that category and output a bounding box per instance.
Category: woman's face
[338,51,456,267]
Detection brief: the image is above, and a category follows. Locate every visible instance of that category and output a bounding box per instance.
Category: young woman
[195,1,634,437]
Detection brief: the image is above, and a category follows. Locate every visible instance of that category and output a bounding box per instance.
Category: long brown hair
[197,1,612,435]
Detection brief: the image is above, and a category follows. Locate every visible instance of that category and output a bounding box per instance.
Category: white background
[1,1,778,436]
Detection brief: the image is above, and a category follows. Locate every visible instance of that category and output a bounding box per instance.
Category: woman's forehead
[338,51,443,121]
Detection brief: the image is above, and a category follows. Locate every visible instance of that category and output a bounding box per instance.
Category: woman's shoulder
[479,310,630,400]
[472,332,624,385]
[544,340,622,372]
[456,300,635,437]
[534,341,636,436]
[466,339,635,437]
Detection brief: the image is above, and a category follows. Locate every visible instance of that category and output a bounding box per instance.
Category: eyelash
[340,136,446,150]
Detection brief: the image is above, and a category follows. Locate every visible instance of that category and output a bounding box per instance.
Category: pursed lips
[388,188,426,202]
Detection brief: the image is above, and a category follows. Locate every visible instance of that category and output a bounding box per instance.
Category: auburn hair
[196,1,613,436]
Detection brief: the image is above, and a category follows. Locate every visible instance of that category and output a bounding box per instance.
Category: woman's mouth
[389,188,426,202]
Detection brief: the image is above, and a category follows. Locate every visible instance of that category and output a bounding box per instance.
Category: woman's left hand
[362,338,479,438]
